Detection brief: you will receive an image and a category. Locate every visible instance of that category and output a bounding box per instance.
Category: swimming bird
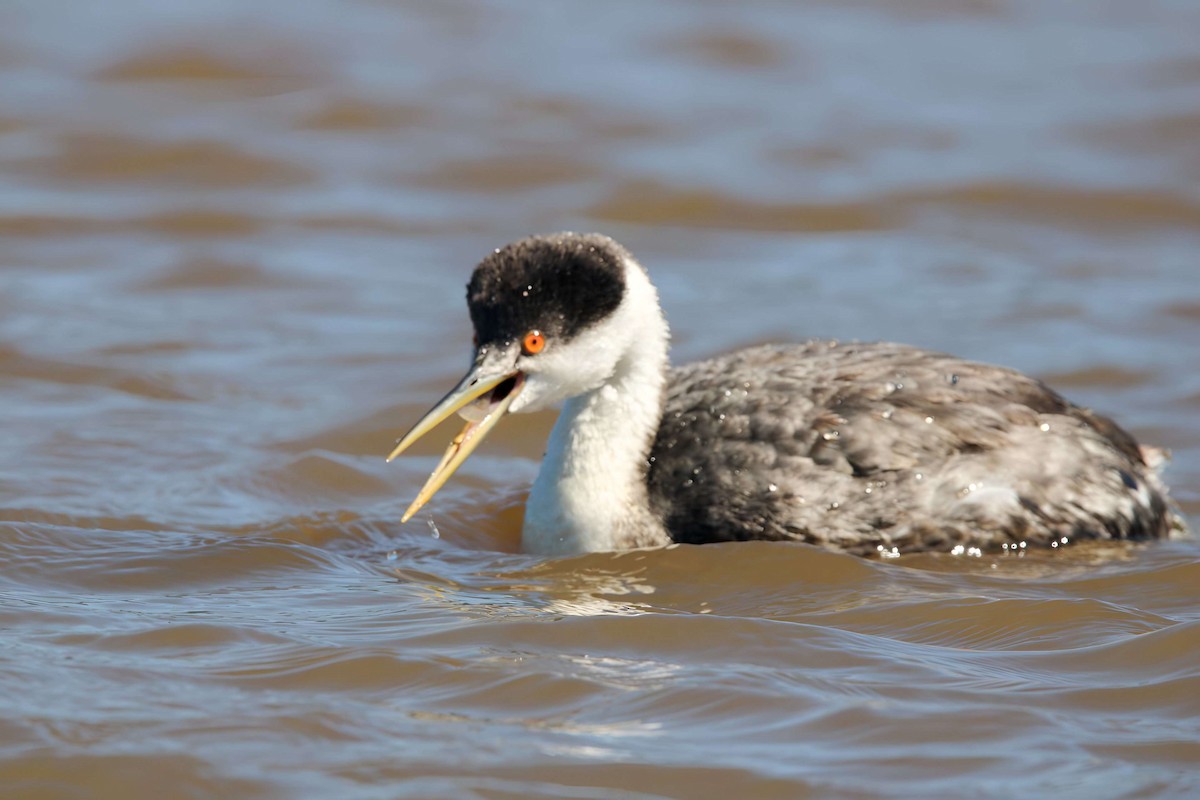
[387,232,1181,556]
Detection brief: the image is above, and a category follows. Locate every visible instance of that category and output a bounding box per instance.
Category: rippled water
[2,1,1199,797]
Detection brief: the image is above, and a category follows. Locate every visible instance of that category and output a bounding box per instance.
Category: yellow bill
[387,362,524,522]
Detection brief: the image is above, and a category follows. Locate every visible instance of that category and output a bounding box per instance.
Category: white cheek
[509,375,551,412]
[511,351,607,413]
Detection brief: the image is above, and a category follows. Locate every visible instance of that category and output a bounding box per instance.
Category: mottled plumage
[647,341,1178,554]
[390,233,1183,556]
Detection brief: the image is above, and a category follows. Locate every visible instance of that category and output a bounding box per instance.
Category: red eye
[522,330,546,355]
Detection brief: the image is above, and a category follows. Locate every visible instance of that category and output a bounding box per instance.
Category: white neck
[521,259,671,554]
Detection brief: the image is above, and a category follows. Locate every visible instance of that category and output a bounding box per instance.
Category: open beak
[386,355,524,522]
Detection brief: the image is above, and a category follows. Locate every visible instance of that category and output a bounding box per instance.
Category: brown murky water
[3,1,1199,797]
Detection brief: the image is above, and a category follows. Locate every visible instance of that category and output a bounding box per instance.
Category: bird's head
[386,232,643,521]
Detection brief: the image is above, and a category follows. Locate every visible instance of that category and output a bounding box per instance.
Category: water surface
[2,1,1199,797]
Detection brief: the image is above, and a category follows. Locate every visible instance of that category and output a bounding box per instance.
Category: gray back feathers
[646,341,1178,554]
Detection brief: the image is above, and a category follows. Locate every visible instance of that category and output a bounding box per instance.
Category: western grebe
[387,233,1180,556]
